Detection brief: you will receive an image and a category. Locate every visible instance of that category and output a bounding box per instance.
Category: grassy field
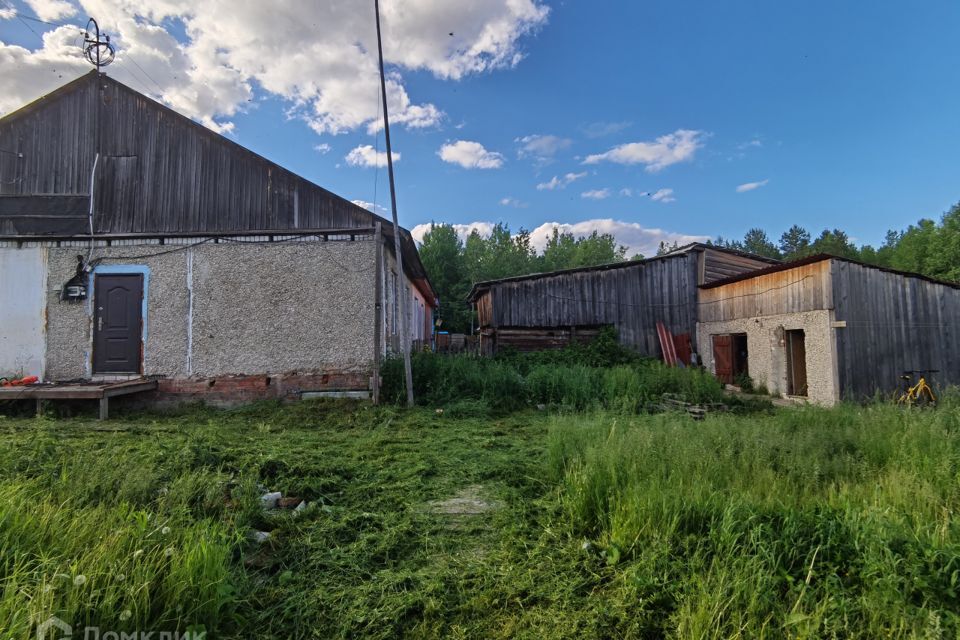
[0,399,959,638]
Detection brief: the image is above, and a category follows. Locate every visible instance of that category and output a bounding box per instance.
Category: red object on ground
[656,322,678,367]
[1,375,39,387]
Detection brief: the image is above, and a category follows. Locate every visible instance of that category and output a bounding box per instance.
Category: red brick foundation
[147,371,371,407]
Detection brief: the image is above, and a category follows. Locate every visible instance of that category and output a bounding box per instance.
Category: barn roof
[465,242,780,301]
[0,71,435,301]
[700,253,960,291]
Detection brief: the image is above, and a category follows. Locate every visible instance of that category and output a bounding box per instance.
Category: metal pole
[375,0,414,407]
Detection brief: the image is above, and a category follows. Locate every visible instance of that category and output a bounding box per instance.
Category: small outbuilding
[467,243,776,358]
[0,72,435,406]
[698,255,960,405]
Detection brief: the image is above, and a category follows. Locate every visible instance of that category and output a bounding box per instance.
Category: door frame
[89,265,150,377]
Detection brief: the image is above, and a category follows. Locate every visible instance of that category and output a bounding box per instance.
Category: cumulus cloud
[346,144,399,168]
[529,220,707,258]
[536,171,587,190]
[25,0,77,21]
[499,197,528,208]
[410,221,495,244]
[351,199,387,213]
[650,188,675,203]
[516,133,571,163]
[0,0,548,134]
[583,129,704,172]
[438,140,504,169]
[581,188,611,200]
[314,143,332,154]
[411,218,707,258]
[736,179,769,193]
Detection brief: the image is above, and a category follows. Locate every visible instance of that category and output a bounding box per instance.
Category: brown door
[712,334,733,384]
[786,329,807,396]
[93,274,143,374]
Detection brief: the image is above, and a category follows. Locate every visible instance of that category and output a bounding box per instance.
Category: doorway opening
[712,333,749,386]
[785,329,807,396]
[732,333,749,381]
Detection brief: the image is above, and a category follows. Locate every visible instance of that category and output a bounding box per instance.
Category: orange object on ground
[1,375,39,387]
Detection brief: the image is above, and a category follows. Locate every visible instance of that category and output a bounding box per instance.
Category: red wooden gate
[712,334,733,384]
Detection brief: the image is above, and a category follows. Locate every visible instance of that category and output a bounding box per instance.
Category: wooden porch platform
[0,379,158,419]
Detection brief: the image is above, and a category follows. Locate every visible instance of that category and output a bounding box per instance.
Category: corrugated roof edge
[0,71,437,303]
[465,242,780,302]
[699,253,960,291]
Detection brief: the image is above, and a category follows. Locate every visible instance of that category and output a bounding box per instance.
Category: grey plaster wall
[697,310,839,406]
[45,239,375,380]
[190,240,375,375]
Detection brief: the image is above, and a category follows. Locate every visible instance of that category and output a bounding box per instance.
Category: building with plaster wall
[698,255,960,406]
[0,72,435,403]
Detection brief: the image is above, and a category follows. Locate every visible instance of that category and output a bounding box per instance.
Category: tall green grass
[382,353,725,411]
[547,404,960,637]
[0,419,245,636]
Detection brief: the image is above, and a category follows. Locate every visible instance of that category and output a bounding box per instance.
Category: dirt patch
[427,485,502,516]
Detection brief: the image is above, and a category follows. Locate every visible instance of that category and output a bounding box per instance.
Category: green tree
[418,223,472,333]
[810,228,859,259]
[778,225,811,260]
[925,202,960,281]
[742,228,782,259]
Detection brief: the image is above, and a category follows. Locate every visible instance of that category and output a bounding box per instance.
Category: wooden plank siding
[0,72,432,291]
[698,260,834,323]
[832,260,960,400]
[477,252,700,357]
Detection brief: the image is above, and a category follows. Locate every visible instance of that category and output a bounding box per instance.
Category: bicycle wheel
[916,385,937,408]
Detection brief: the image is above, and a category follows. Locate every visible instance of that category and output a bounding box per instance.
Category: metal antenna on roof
[375,0,414,407]
[82,18,115,70]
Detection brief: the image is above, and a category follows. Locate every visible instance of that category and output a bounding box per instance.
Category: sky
[1,0,959,257]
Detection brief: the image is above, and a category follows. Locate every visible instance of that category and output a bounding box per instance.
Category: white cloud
[438,140,504,169]
[411,218,707,258]
[650,188,675,203]
[314,143,331,154]
[583,129,705,172]
[351,199,387,213]
[536,171,587,190]
[24,0,77,21]
[737,138,763,150]
[516,134,571,163]
[499,197,527,208]
[529,219,707,258]
[410,221,495,244]
[345,144,399,168]
[0,7,15,19]
[620,188,632,197]
[0,0,548,134]
[581,188,611,200]
[736,179,769,193]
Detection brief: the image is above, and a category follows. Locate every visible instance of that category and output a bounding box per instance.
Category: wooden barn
[0,71,435,409]
[467,243,776,358]
[698,255,960,405]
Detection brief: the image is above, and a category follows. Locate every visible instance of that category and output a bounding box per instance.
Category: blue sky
[2,0,959,255]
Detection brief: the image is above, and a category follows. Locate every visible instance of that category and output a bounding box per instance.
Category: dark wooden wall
[0,72,430,286]
[479,252,701,357]
[833,260,960,400]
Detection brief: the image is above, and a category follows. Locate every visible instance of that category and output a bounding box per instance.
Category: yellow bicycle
[896,370,938,407]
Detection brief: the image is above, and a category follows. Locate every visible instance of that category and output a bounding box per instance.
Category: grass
[0,398,958,638]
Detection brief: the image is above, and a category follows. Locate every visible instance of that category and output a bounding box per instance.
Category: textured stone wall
[45,239,376,381]
[697,309,839,406]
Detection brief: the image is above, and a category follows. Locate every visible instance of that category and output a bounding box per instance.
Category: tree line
[419,201,960,333]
